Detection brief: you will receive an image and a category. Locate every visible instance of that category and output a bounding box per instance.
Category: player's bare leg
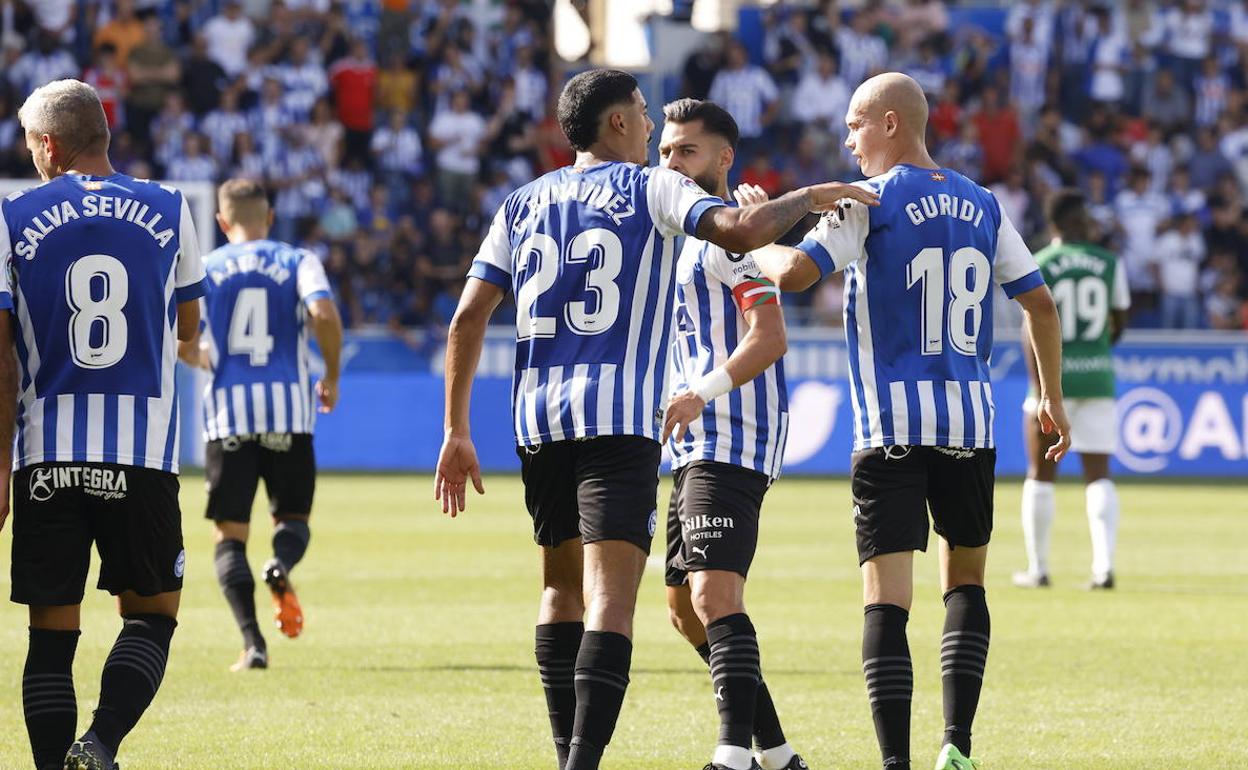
[24,605,82,770]
[563,539,645,770]
[213,520,268,669]
[536,537,584,768]
[938,542,989,765]
[1080,454,1118,589]
[65,591,181,770]
[861,552,914,769]
[1016,417,1059,588]
[265,512,311,638]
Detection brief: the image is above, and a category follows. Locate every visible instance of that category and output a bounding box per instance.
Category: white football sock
[1086,479,1120,580]
[1021,479,1056,576]
[758,742,797,770]
[712,744,753,769]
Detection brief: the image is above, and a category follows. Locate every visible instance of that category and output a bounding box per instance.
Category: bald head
[849,73,929,140]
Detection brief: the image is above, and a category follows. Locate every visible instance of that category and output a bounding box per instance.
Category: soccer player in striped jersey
[753,74,1071,770]
[435,69,875,770]
[656,98,808,770]
[1,80,206,770]
[178,179,343,670]
[1013,189,1130,591]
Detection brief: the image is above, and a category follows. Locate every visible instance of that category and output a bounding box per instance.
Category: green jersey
[1032,241,1130,398]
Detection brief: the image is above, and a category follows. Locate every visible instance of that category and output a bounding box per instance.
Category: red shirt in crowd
[329,56,378,132]
[84,67,126,128]
[930,99,961,143]
[973,105,1021,184]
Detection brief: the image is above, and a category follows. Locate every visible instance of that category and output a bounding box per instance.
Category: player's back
[1033,241,1124,397]
[1,172,203,471]
[470,161,721,444]
[838,164,1041,449]
[199,239,329,439]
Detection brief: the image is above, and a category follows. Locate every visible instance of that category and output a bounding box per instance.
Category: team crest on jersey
[84,181,103,191]
[930,171,947,182]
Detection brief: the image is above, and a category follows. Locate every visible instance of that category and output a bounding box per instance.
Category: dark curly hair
[557,69,639,152]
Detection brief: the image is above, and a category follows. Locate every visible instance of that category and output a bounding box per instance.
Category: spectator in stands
[681,32,728,99]
[1169,167,1208,223]
[328,38,377,167]
[229,131,266,180]
[708,40,779,163]
[1087,6,1128,110]
[429,43,484,113]
[1009,16,1049,130]
[250,77,296,157]
[372,109,423,186]
[273,37,329,120]
[484,78,538,185]
[763,6,816,88]
[183,34,228,117]
[791,52,850,145]
[1161,0,1213,92]
[201,89,250,166]
[377,51,419,117]
[428,89,486,214]
[896,0,950,53]
[511,46,547,120]
[305,96,344,171]
[972,85,1021,184]
[151,92,195,174]
[906,39,947,98]
[1194,56,1229,129]
[83,44,128,130]
[741,152,783,198]
[939,121,983,181]
[837,8,887,87]
[7,31,77,98]
[166,132,219,182]
[1142,69,1193,133]
[1156,212,1207,328]
[92,0,145,64]
[203,0,255,79]
[125,14,181,146]
[1131,123,1173,195]
[272,125,328,241]
[1189,126,1232,191]
[1116,166,1172,313]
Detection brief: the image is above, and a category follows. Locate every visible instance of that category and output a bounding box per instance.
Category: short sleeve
[993,210,1044,298]
[645,166,725,238]
[703,248,781,315]
[1111,257,1131,310]
[297,250,332,303]
[467,206,513,290]
[174,195,207,303]
[0,204,12,311]
[794,195,870,279]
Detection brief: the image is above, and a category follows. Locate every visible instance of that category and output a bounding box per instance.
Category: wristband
[691,367,734,402]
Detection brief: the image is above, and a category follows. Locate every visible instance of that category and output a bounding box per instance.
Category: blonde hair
[18,79,110,155]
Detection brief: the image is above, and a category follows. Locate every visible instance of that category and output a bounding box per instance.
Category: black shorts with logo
[11,462,184,606]
[851,445,996,565]
[205,433,316,523]
[664,460,769,587]
[516,435,661,553]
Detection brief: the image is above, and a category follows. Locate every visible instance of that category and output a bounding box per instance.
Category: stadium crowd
[1,0,1247,333]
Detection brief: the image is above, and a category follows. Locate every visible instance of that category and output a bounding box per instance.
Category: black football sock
[23,627,80,770]
[272,519,311,571]
[941,585,990,756]
[536,622,584,768]
[215,539,264,651]
[89,614,176,756]
[565,631,633,770]
[707,613,761,757]
[863,604,912,770]
[696,636,786,750]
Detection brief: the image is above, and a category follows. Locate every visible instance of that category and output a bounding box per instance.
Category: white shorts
[1022,397,1117,455]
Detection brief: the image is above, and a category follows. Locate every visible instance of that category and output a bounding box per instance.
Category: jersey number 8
[66,254,129,369]
[515,228,623,341]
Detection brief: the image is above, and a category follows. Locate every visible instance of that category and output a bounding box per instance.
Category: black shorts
[516,435,661,553]
[10,463,184,606]
[205,433,316,523]
[664,461,769,587]
[851,446,996,565]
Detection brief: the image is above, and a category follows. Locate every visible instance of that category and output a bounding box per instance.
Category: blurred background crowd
[1,0,1246,337]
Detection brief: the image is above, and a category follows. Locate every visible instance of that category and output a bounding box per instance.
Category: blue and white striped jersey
[0,173,206,472]
[668,235,788,480]
[199,240,332,440]
[797,164,1043,451]
[469,162,724,446]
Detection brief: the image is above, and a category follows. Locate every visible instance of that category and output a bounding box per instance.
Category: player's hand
[316,378,339,413]
[1036,396,1072,462]
[661,390,706,443]
[732,183,769,207]
[806,182,880,212]
[434,433,485,517]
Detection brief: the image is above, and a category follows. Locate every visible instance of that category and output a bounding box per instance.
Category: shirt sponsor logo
[28,466,129,502]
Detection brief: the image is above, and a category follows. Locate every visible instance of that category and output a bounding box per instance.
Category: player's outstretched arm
[663,302,787,443]
[1016,284,1072,462]
[696,182,878,254]
[0,312,15,532]
[308,297,344,413]
[436,277,504,516]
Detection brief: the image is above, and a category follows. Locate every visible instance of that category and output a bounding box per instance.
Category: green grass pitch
[0,474,1245,768]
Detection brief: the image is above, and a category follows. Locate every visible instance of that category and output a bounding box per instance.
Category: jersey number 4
[906,246,991,356]
[515,228,623,341]
[228,287,275,365]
